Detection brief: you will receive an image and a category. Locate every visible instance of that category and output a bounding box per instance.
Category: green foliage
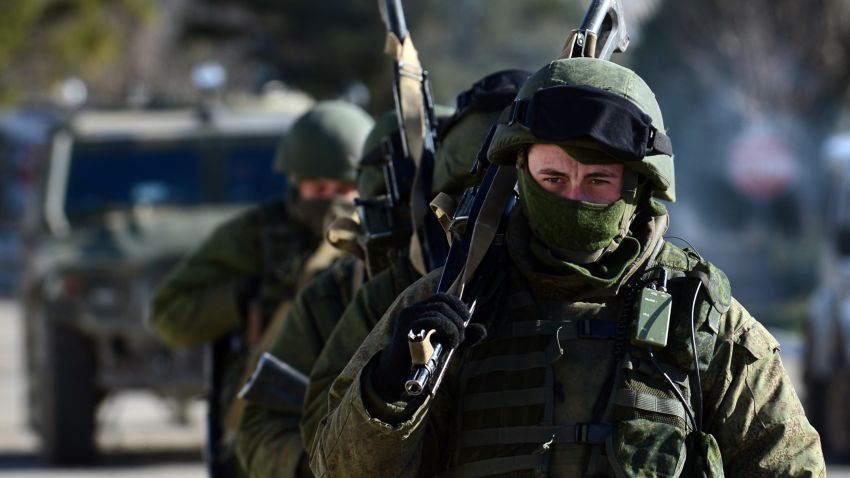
[0,0,153,105]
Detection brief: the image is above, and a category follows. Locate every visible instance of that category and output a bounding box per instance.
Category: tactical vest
[442,241,730,478]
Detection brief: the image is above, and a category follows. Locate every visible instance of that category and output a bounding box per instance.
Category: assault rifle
[404,0,631,397]
[353,128,415,277]
[379,0,448,273]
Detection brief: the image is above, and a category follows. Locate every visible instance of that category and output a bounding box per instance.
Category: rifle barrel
[382,0,409,41]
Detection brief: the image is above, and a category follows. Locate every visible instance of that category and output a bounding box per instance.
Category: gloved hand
[371,293,487,400]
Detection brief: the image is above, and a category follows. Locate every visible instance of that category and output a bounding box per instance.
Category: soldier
[234,110,407,478]
[149,100,373,474]
[236,70,529,478]
[300,69,529,455]
[309,58,826,477]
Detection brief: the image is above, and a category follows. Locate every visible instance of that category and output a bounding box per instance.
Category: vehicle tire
[823,367,850,462]
[38,318,98,466]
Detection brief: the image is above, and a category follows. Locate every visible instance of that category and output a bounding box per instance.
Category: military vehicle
[805,132,850,462]
[16,99,310,465]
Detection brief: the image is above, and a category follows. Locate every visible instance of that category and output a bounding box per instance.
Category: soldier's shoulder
[212,199,285,230]
[718,298,780,360]
[305,256,361,299]
[657,242,779,356]
[656,241,732,315]
[380,266,441,312]
[403,268,441,301]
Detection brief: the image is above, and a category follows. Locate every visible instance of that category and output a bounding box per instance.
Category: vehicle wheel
[823,368,850,462]
[804,376,827,442]
[38,318,98,466]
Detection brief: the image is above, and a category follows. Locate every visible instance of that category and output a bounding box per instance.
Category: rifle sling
[452,165,517,295]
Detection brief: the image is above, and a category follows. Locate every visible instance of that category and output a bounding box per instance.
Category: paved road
[0,300,848,477]
[0,300,205,478]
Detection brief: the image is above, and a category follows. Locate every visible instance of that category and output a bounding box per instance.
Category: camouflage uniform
[150,100,373,472]
[234,110,403,478]
[151,99,374,348]
[151,200,318,349]
[237,71,528,477]
[237,256,365,478]
[308,59,825,477]
[299,70,531,455]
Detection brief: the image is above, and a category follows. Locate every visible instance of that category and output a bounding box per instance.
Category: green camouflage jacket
[235,256,420,478]
[300,257,421,450]
[236,256,364,478]
[151,200,319,348]
[309,214,824,477]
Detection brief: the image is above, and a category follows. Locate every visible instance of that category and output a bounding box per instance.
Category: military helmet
[487,58,675,202]
[433,69,530,195]
[274,100,374,182]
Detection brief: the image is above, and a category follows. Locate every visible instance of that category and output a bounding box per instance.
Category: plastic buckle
[507,99,527,127]
[575,423,592,443]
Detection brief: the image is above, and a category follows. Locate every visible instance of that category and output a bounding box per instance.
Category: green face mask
[286,195,334,238]
[517,166,633,262]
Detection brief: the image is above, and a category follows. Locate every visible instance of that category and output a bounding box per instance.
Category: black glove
[371,293,487,400]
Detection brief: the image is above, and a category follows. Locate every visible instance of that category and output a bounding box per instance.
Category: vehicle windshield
[64,135,286,218]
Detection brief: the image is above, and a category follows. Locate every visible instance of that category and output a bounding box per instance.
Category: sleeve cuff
[355,355,431,432]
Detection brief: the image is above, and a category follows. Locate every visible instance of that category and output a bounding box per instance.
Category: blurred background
[1,0,849,476]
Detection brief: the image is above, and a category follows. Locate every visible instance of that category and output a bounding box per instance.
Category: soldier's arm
[150,205,264,348]
[308,271,448,478]
[236,263,353,478]
[300,259,420,450]
[703,299,826,477]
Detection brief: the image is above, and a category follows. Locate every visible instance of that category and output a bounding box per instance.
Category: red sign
[728,126,797,200]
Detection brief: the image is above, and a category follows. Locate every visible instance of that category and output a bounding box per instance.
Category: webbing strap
[461,423,613,448]
[442,455,547,478]
[462,352,549,379]
[614,389,689,422]
[450,165,517,296]
[491,319,619,341]
[462,387,549,411]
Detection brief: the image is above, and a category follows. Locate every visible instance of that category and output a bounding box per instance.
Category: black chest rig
[441,241,731,478]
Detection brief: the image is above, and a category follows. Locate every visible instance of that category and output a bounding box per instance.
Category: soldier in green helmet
[150,100,373,475]
[308,58,825,477]
[233,110,408,478]
[301,69,530,458]
[235,70,529,478]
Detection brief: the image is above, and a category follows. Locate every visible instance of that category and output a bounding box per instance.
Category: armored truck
[18,103,308,465]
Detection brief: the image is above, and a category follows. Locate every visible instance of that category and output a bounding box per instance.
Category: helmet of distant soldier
[274,100,374,183]
[432,69,530,196]
[486,58,675,202]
